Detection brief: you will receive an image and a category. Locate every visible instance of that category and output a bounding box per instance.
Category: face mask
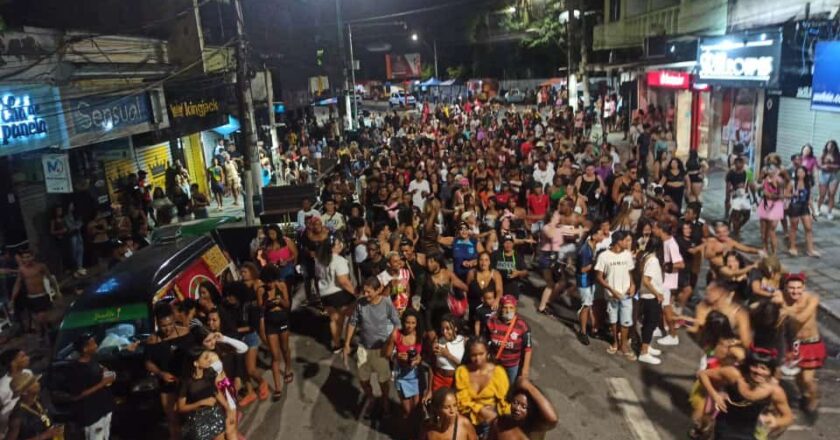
[501,311,515,321]
[210,360,223,374]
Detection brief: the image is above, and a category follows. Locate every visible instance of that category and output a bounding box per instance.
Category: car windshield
[54,302,152,361]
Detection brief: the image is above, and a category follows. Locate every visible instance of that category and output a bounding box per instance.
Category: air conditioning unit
[645,36,669,59]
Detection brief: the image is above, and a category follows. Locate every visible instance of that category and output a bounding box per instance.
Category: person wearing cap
[0,349,32,435]
[595,231,637,360]
[492,234,528,299]
[5,370,63,440]
[780,272,824,422]
[65,334,115,439]
[485,295,532,383]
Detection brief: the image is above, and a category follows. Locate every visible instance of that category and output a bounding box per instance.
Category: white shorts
[607,297,634,327]
[662,289,672,307]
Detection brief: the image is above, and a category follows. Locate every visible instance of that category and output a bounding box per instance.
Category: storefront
[61,88,169,205]
[640,70,695,158]
[0,85,69,249]
[133,80,234,197]
[694,30,783,170]
[774,40,840,162]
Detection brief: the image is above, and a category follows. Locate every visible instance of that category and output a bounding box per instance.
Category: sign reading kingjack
[697,32,782,87]
[811,41,840,113]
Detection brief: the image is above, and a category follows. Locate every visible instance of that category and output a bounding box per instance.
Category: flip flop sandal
[284,372,294,384]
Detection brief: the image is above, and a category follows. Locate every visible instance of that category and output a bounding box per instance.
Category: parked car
[505,88,526,104]
[45,230,238,436]
[389,91,416,108]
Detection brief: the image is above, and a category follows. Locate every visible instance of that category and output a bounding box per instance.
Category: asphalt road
[237,274,840,440]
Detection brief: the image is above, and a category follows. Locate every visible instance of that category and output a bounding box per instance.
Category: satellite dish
[365,42,392,52]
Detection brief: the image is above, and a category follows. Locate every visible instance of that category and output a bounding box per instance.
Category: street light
[411,33,438,79]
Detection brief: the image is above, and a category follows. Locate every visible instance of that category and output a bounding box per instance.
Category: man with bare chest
[781,273,825,422]
[703,222,761,280]
[10,249,52,338]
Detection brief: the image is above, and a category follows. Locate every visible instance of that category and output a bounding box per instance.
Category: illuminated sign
[647,71,691,89]
[812,41,840,113]
[697,32,782,87]
[164,82,230,134]
[0,86,68,157]
[68,93,153,134]
[1,94,49,144]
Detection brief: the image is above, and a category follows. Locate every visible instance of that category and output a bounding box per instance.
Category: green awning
[60,302,149,330]
[180,216,239,237]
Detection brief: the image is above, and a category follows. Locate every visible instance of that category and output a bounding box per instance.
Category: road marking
[606,377,662,440]
[787,424,812,431]
[819,406,840,414]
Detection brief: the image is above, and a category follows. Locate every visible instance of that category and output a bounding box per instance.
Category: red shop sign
[647,71,691,89]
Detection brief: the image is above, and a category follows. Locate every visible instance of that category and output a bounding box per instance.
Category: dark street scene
[1,1,840,439]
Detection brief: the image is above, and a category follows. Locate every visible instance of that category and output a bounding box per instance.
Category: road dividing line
[606,377,662,440]
[819,406,840,414]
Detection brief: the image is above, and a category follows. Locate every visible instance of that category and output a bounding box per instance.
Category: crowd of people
[0,96,836,440]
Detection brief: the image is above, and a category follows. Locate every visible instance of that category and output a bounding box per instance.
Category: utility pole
[335,0,351,131]
[233,0,261,225]
[433,39,439,78]
[265,66,280,160]
[348,24,358,130]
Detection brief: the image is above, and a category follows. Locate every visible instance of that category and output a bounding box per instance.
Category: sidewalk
[606,131,840,339]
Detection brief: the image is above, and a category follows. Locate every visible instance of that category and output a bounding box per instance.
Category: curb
[818,304,840,358]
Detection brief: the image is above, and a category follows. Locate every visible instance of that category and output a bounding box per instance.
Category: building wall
[729,0,839,31]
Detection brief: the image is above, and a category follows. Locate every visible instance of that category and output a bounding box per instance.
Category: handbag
[446,293,468,318]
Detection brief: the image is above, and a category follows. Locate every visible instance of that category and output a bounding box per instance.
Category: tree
[420,62,434,80]
[446,64,468,80]
[501,0,566,50]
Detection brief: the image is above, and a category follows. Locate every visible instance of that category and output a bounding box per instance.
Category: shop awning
[420,77,441,87]
[211,115,240,136]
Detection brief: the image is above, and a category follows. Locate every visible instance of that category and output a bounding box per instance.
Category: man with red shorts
[781,272,825,423]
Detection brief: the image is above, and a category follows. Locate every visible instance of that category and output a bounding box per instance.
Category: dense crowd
[0,97,835,440]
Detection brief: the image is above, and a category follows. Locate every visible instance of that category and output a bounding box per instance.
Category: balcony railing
[593,0,727,51]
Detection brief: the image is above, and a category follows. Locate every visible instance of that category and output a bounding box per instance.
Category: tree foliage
[502,0,567,49]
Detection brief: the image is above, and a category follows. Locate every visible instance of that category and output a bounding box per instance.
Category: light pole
[348,23,358,130]
[412,33,438,78]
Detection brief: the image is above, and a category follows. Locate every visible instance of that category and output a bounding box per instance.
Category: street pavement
[237,280,840,440]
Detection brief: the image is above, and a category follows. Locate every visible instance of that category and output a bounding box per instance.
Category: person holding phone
[393,310,425,420]
[67,333,115,440]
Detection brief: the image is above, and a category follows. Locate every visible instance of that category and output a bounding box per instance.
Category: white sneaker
[820,205,830,215]
[828,212,835,221]
[652,328,663,338]
[638,353,662,365]
[657,335,680,346]
[648,347,662,356]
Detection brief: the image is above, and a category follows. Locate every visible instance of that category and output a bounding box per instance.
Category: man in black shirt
[358,242,388,280]
[725,155,752,237]
[636,124,651,182]
[492,235,528,298]
[69,333,115,440]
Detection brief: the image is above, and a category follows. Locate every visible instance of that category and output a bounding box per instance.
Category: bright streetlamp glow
[411,33,418,42]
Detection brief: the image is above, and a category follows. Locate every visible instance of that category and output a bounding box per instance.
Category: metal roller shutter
[814,111,840,152]
[135,142,173,193]
[776,97,815,162]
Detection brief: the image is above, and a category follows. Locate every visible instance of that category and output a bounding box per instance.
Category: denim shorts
[578,285,595,307]
[819,170,840,186]
[243,331,261,348]
[607,297,634,327]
